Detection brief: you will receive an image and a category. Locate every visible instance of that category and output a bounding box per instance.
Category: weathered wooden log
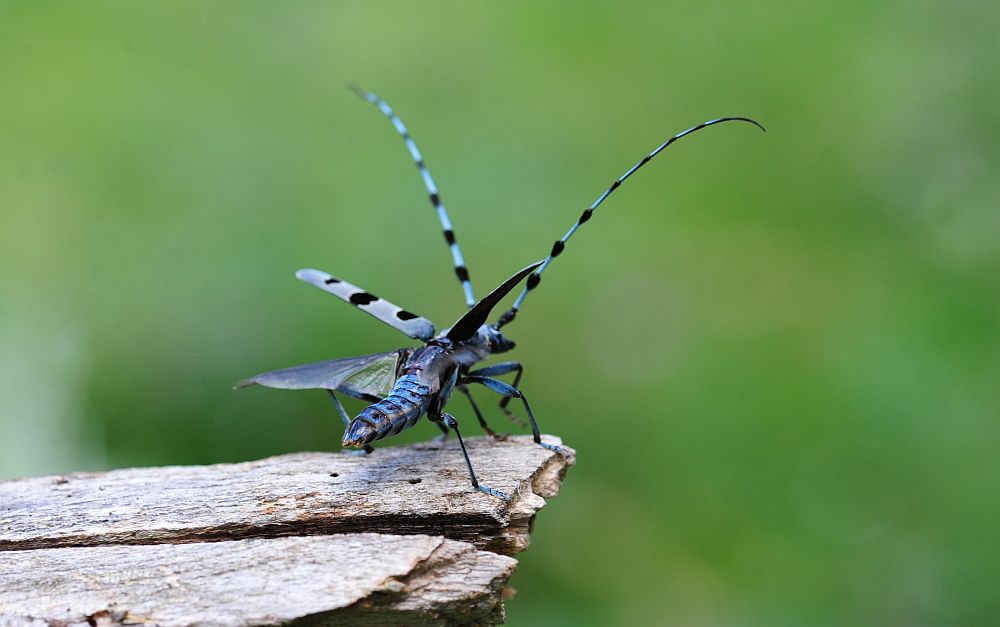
[0,535,517,627]
[0,435,574,626]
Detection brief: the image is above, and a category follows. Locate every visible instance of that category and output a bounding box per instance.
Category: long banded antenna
[495,116,765,328]
[349,84,476,308]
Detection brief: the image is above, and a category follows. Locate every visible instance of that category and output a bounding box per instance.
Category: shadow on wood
[0,435,574,626]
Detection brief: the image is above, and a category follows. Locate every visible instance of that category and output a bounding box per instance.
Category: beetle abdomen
[342,375,431,446]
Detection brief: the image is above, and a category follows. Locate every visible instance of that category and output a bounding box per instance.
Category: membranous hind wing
[236,349,409,402]
[296,269,436,341]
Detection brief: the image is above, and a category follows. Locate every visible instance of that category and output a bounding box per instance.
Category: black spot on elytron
[408,478,422,485]
[396,310,419,321]
[443,229,455,245]
[455,266,469,282]
[430,192,441,206]
[550,240,565,257]
[578,208,593,224]
[350,292,378,306]
[324,277,341,284]
[526,273,541,290]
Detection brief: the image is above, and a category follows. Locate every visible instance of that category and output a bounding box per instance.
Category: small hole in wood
[408,478,422,484]
[330,473,339,478]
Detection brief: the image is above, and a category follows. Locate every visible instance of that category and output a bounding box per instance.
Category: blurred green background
[2,1,998,624]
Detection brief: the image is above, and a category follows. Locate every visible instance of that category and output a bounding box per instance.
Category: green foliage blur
[2,1,998,624]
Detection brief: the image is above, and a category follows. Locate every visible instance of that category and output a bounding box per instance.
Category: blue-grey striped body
[341,329,499,448]
[345,374,431,444]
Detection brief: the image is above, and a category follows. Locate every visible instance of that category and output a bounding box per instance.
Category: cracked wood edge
[0,533,518,627]
[0,435,575,556]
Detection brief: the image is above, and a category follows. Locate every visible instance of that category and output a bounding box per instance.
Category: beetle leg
[328,390,373,454]
[460,375,565,455]
[467,362,528,427]
[429,412,510,502]
[458,384,507,440]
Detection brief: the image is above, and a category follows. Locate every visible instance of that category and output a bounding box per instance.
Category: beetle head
[486,325,516,354]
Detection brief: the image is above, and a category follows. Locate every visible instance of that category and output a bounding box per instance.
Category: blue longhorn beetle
[237,85,764,501]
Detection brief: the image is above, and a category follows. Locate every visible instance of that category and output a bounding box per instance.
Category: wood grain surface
[0,435,575,626]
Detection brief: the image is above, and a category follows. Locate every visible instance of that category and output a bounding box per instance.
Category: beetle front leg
[460,375,565,455]
[457,384,508,440]
[467,361,527,427]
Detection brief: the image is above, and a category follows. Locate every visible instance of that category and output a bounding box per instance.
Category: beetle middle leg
[433,419,450,443]
[466,361,528,428]
[460,375,565,454]
[428,411,510,502]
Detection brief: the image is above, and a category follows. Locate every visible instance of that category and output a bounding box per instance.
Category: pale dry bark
[0,435,574,626]
[0,535,516,626]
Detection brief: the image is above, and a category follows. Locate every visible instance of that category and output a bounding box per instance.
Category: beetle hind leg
[328,390,374,455]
